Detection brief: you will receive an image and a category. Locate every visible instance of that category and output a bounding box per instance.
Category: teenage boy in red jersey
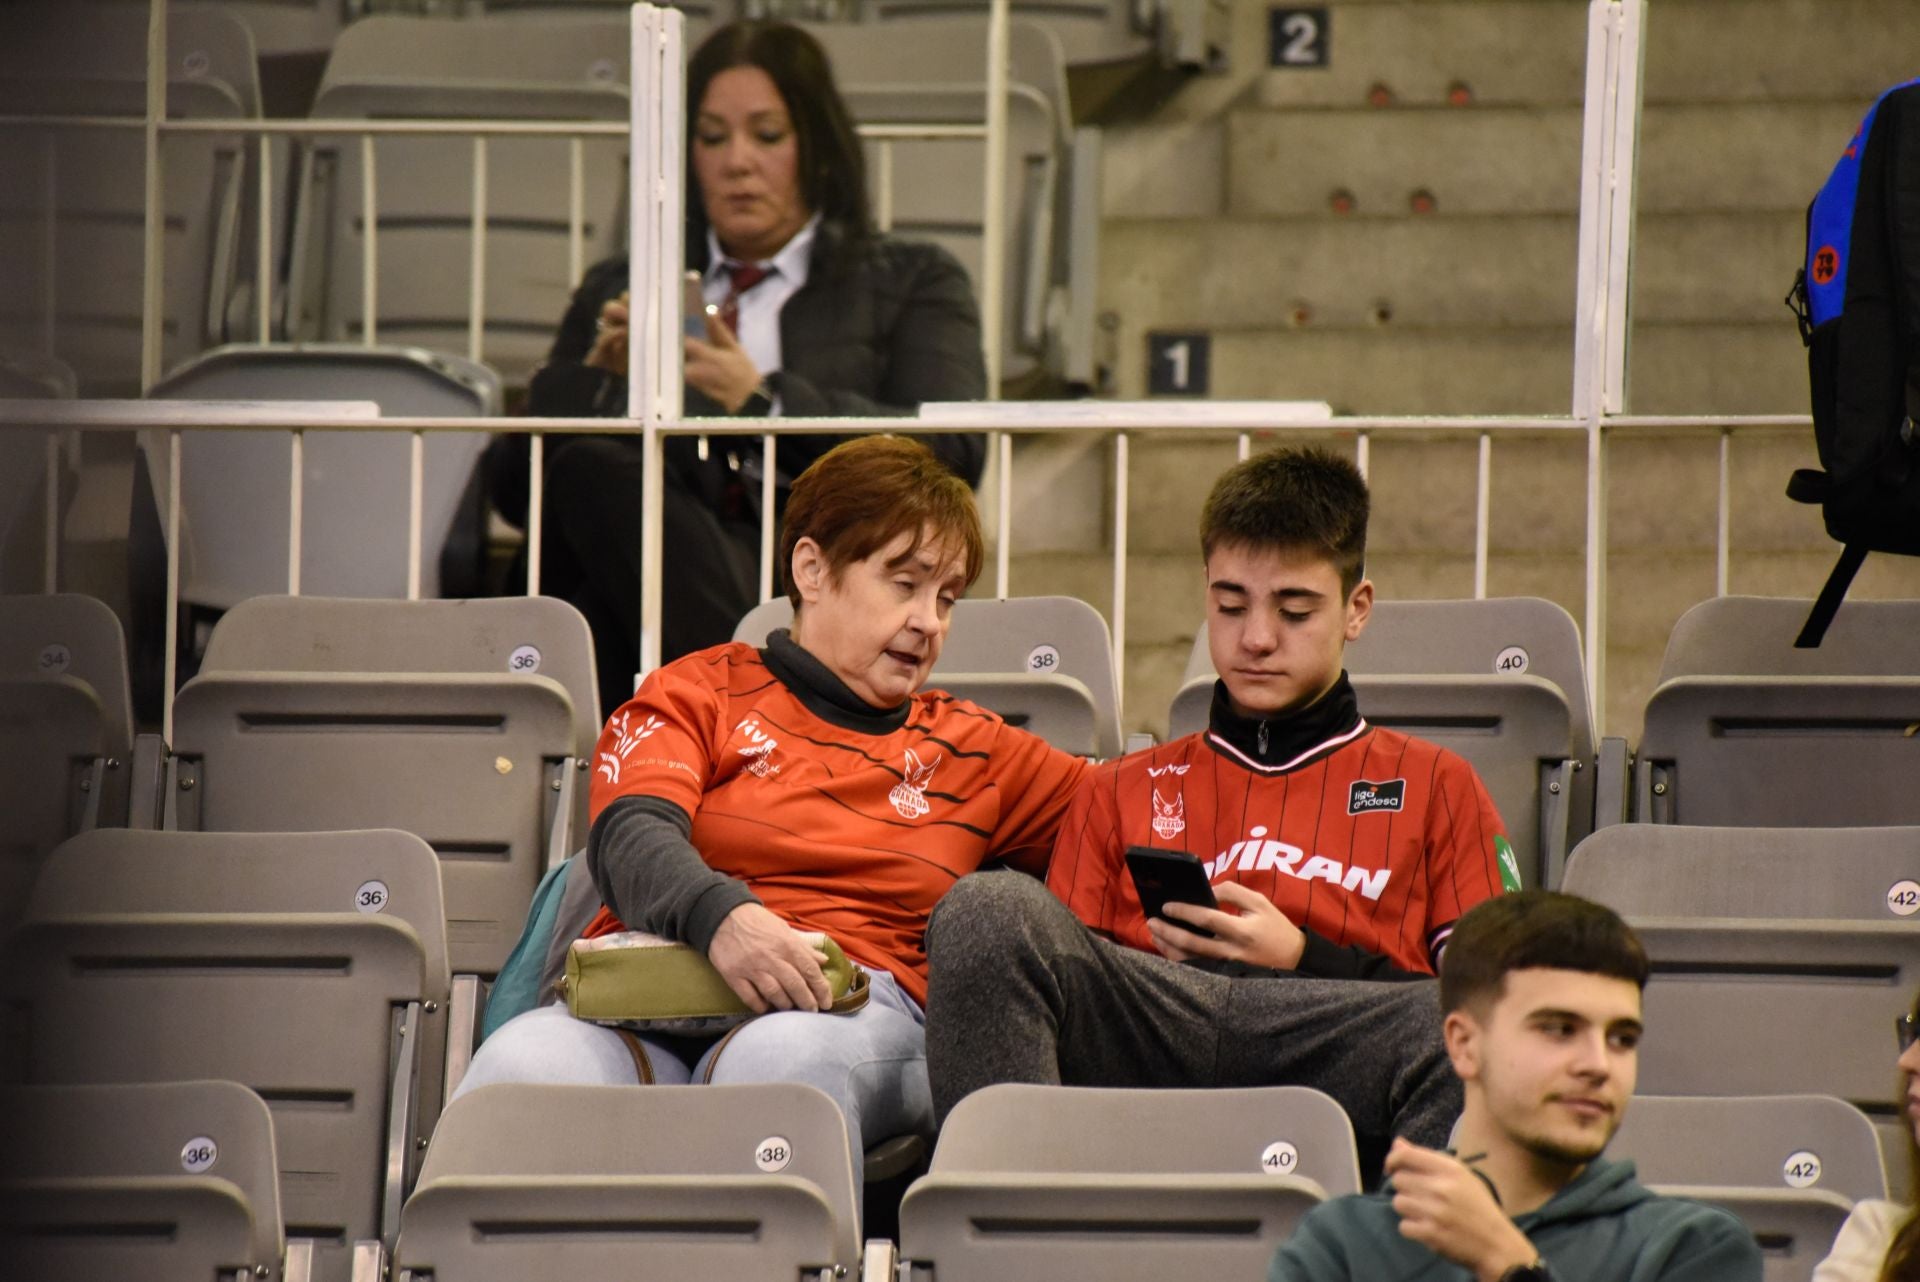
[925,447,1516,1178]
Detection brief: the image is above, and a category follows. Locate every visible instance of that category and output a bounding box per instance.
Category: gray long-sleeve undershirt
[585,794,759,953]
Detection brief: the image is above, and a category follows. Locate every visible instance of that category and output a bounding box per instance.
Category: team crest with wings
[1151,788,1186,839]
[889,748,941,819]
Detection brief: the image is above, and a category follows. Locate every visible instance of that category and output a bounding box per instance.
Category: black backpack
[1785,78,1920,647]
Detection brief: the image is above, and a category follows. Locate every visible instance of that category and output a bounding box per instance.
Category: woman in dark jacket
[492,21,987,712]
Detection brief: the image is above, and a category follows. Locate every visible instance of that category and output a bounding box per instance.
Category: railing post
[469,136,488,364]
[138,0,166,392]
[1474,432,1491,599]
[1111,431,1128,730]
[361,135,378,346]
[980,0,1009,396]
[995,430,1012,599]
[1716,427,1732,596]
[288,429,303,594]
[257,133,273,342]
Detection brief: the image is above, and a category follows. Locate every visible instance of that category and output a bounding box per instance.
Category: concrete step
[1100,320,1810,415]
[1099,212,1807,336]
[1235,0,1911,111]
[1223,101,1864,219]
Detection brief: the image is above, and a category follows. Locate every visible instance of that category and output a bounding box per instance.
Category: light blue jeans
[455,969,932,1166]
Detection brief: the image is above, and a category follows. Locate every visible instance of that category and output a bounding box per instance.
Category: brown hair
[1439,890,1649,1017]
[1199,447,1369,596]
[780,435,983,609]
[1882,988,1920,1282]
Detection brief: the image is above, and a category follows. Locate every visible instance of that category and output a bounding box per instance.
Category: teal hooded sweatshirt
[1269,1156,1762,1282]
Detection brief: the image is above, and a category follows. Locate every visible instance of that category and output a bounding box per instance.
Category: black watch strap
[736,383,774,417]
[1498,1262,1550,1282]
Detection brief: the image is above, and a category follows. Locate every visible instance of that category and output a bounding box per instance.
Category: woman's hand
[584,292,630,374]
[707,902,832,1013]
[1146,881,1308,970]
[683,311,766,413]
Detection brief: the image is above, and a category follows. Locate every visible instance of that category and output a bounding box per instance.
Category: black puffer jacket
[490,220,988,526]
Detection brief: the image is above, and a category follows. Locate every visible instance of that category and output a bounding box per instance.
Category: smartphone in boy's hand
[1124,847,1218,939]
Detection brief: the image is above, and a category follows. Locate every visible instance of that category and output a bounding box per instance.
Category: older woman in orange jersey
[457,434,1088,1165]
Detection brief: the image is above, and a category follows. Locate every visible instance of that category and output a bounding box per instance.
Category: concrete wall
[1003,0,1920,740]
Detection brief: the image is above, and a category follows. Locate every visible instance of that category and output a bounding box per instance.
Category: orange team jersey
[1046,723,1515,974]
[584,641,1090,1006]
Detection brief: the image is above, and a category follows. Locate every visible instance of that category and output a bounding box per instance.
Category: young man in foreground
[1268,891,1763,1282]
[925,448,1514,1174]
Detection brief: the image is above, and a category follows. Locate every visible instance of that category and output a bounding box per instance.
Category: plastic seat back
[898,1084,1344,1282]
[0,3,259,392]
[167,668,577,977]
[2,905,432,1280]
[290,16,631,377]
[1613,1094,1884,1282]
[734,595,1121,756]
[0,594,134,907]
[147,344,500,607]
[0,1080,284,1282]
[1637,597,1920,826]
[396,1082,857,1281]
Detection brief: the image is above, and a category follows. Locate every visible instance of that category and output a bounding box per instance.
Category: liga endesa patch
[1347,778,1406,815]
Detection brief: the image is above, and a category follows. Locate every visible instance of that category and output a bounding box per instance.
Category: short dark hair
[686,21,873,249]
[780,435,983,609]
[1199,447,1369,596]
[1439,891,1650,1016]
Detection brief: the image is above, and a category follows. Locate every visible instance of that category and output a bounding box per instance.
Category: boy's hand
[1384,1139,1540,1282]
[1147,882,1307,970]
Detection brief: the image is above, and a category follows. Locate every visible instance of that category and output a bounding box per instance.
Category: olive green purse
[558,929,870,1034]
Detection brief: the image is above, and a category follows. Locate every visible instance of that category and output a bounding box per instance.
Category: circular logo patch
[1811,245,1840,286]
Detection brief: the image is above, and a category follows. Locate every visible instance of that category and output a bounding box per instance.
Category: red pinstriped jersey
[1046,721,1512,974]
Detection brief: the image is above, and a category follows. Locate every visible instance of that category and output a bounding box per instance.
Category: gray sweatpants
[923,871,1460,1177]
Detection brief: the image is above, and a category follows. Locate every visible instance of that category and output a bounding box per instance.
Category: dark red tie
[718,262,773,337]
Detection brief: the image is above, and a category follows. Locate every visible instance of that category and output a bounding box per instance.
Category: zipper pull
[1257,720,1269,755]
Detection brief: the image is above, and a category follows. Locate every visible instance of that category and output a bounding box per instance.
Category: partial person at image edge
[1267,891,1764,1282]
[1811,990,1920,1282]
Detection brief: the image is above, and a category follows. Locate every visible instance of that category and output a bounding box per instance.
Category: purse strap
[827,967,870,1015]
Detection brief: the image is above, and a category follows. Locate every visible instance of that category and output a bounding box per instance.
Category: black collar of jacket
[761,627,911,735]
[1206,671,1361,769]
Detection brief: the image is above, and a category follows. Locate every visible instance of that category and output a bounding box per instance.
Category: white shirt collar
[705,212,820,290]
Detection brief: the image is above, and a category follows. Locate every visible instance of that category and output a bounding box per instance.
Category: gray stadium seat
[166,662,578,978]
[1563,823,1920,1196]
[807,17,1073,385]
[894,1084,1344,1282]
[146,343,500,608]
[395,1082,857,1281]
[868,0,1152,67]
[1170,597,1590,885]
[3,830,443,1282]
[1634,596,1920,826]
[199,594,601,759]
[0,3,261,394]
[735,594,1123,757]
[1561,823,1920,923]
[27,826,456,1185]
[0,1080,293,1282]
[0,594,135,918]
[1610,1095,1884,1282]
[288,15,631,380]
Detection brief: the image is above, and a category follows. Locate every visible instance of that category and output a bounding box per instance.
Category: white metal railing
[6,0,1833,744]
[3,401,1807,746]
